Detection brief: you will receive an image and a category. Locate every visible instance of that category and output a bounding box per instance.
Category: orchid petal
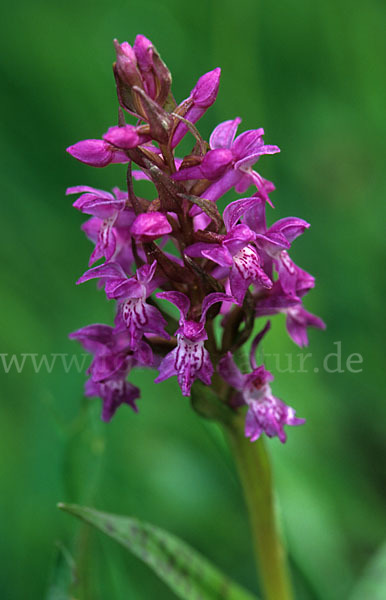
[209,117,241,149]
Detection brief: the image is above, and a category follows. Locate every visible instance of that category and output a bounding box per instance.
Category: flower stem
[224,414,293,600]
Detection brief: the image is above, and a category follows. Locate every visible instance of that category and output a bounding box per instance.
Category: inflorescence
[67,34,325,443]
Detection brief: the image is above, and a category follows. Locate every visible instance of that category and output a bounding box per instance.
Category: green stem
[224,415,293,600]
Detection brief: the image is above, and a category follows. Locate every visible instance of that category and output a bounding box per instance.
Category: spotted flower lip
[185,217,272,305]
[218,323,305,443]
[76,261,169,351]
[154,291,233,396]
[225,196,313,298]
[85,378,140,422]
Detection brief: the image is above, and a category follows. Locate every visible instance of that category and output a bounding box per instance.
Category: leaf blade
[349,541,386,600]
[58,503,258,600]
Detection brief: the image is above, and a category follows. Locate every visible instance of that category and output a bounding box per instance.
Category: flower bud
[103,125,149,149]
[133,35,172,108]
[66,139,114,167]
[191,67,221,108]
[66,139,129,167]
[130,212,172,242]
[172,68,221,147]
[114,40,143,89]
[113,39,145,115]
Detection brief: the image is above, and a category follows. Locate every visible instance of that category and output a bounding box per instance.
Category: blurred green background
[0,0,385,598]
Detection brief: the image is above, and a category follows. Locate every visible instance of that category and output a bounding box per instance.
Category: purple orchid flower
[154,291,232,396]
[69,323,152,421]
[255,216,311,297]
[77,261,169,351]
[218,322,305,442]
[171,68,221,147]
[255,286,326,347]
[224,195,313,298]
[70,323,153,381]
[186,201,272,304]
[172,118,279,204]
[67,186,136,266]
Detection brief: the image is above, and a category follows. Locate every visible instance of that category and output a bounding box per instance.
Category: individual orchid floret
[186,206,272,304]
[130,212,172,242]
[173,117,279,204]
[69,323,149,421]
[110,262,169,349]
[70,323,153,379]
[67,186,135,266]
[66,139,130,167]
[228,196,313,298]
[171,68,221,147]
[255,287,325,347]
[155,292,232,396]
[218,322,305,442]
[256,220,311,297]
[77,261,169,351]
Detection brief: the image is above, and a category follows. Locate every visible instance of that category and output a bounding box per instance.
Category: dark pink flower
[186,202,272,304]
[218,323,305,442]
[67,186,135,266]
[173,118,279,204]
[155,292,232,396]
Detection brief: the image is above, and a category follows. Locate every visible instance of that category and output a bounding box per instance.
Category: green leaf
[349,541,386,600]
[58,503,258,600]
[45,542,76,600]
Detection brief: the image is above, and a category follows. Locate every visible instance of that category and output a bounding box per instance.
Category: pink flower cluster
[67,34,324,442]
